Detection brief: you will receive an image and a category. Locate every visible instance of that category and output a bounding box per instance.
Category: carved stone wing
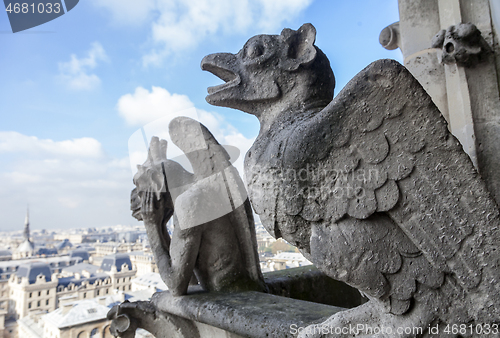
[283,60,500,309]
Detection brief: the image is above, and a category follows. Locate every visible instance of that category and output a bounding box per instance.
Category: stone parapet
[108,267,363,338]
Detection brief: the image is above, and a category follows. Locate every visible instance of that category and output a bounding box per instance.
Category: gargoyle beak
[201,53,241,104]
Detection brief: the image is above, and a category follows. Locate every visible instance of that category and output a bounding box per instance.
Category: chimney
[61,302,73,315]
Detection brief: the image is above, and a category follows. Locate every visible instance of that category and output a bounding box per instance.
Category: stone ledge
[263,266,365,308]
[152,289,344,338]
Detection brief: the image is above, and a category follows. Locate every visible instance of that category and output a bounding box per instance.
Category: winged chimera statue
[202,23,500,336]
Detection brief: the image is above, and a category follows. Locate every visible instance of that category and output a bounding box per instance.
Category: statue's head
[201,23,335,119]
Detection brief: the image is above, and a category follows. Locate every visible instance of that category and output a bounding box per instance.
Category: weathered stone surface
[432,23,491,67]
[203,23,500,336]
[388,0,500,208]
[152,287,344,338]
[107,301,201,338]
[130,117,266,296]
[108,266,361,338]
[379,22,400,51]
[264,266,366,309]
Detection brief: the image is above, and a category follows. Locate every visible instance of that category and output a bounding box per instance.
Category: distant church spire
[14,205,35,259]
[24,205,30,241]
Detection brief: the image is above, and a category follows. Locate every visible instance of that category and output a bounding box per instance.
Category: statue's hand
[139,189,172,226]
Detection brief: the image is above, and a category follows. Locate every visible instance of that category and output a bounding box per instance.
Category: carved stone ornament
[431,22,491,67]
[107,300,201,338]
[130,117,266,297]
[379,22,400,51]
[201,23,500,337]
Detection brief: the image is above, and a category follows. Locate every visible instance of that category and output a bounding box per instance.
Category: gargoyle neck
[257,99,330,135]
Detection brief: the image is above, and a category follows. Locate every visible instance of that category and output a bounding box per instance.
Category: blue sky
[0,0,402,231]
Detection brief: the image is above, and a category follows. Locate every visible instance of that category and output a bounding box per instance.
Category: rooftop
[100,253,132,272]
[61,263,99,276]
[16,239,35,253]
[18,315,43,338]
[132,272,168,291]
[57,272,109,287]
[0,249,11,257]
[43,299,109,328]
[272,252,312,262]
[0,255,82,270]
[16,262,52,283]
[69,249,90,261]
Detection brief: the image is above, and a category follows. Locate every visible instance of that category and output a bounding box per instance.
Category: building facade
[8,254,136,322]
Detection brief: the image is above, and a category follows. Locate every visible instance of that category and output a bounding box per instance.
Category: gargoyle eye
[246,43,264,59]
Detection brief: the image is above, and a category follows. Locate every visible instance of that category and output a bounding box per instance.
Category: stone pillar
[380,0,500,206]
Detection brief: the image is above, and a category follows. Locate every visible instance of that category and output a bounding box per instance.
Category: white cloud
[58,42,108,90]
[118,86,195,126]
[91,0,313,66]
[91,0,156,26]
[0,133,134,231]
[0,132,104,158]
[0,86,255,231]
[116,86,254,176]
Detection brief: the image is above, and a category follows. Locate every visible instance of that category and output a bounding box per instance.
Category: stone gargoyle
[130,117,266,296]
[202,23,500,337]
[431,23,491,67]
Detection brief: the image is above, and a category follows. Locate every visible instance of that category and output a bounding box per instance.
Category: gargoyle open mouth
[201,58,241,96]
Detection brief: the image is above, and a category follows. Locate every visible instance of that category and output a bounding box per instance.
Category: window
[37,300,40,307]
[128,285,131,290]
[47,290,50,295]
[38,291,41,297]
[28,302,31,308]
[90,328,99,338]
[83,293,86,299]
[106,289,109,294]
[29,292,32,298]
[96,290,100,296]
[46,299,49,305]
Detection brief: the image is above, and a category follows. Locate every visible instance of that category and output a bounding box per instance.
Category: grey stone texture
[431,23,491,67]
[108,267,361,338]
[382,0,500,210]
[379,22,400,51]
[151,287,344,338]
[107,301,200,338]
[203,23,500,336]
[263,266,365,308]
[130,117,266,297]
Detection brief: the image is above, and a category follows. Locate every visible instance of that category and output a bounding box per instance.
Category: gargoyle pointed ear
[281,23,317,71]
